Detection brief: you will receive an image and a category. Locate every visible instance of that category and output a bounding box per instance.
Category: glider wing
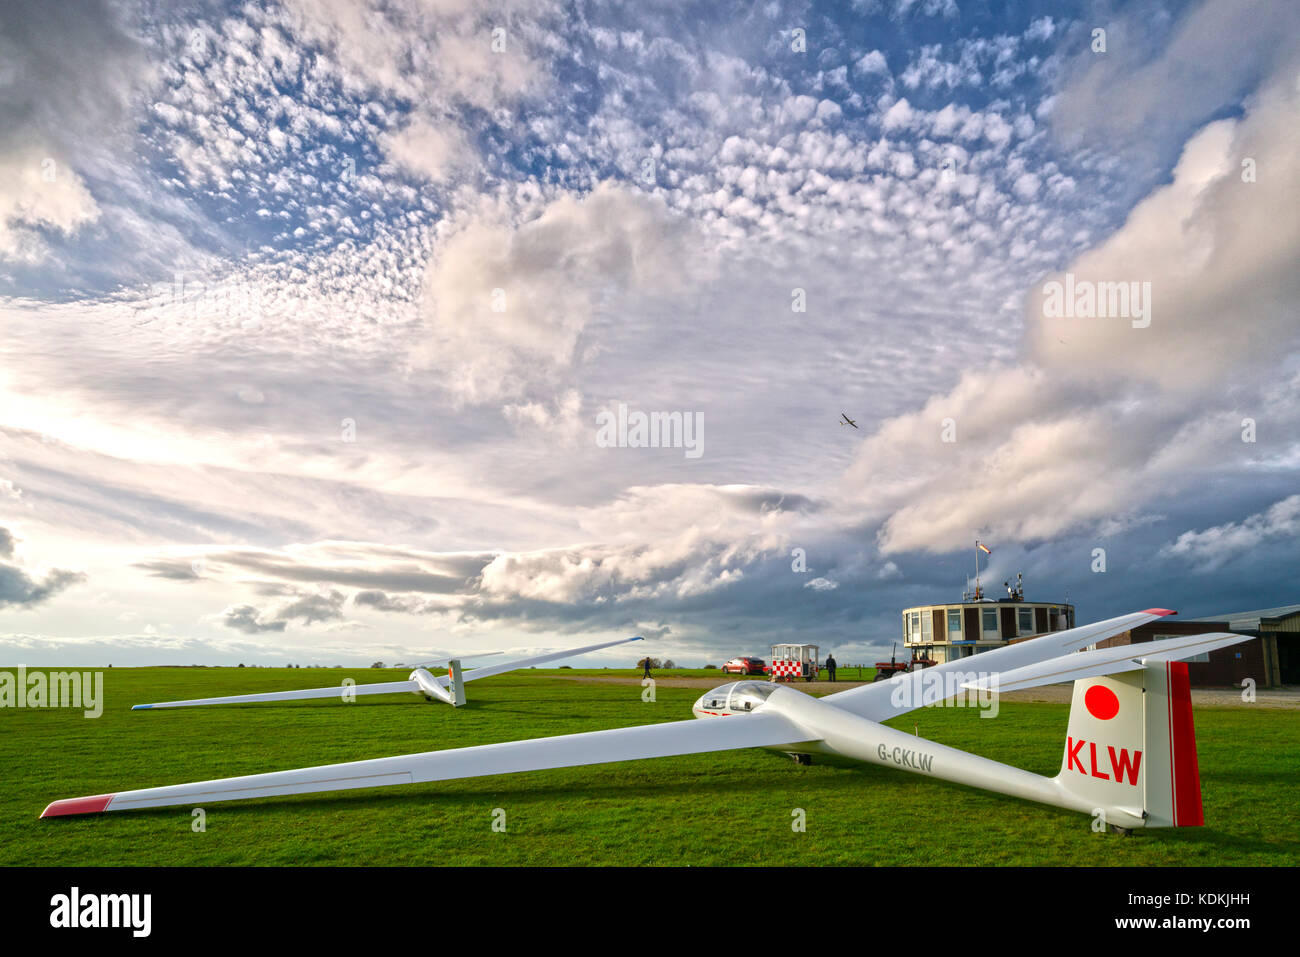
[131,680,419,710]
[959,631,1252,693]
[822,609,1179,722]
[451,635,645,684]
[42,711,816,816]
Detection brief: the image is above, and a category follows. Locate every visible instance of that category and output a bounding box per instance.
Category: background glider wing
[408,651,504,669]
[42,712,815,816]
[959,631,1252,693]
[132,680,419,710]
[451,635,645,684]
[822,609,1179,722]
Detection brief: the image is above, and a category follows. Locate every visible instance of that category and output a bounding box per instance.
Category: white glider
[44,610,1248,829]
[130,636,643,710]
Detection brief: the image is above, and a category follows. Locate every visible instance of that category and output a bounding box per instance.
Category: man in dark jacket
[641,656,652,678]
[825,653,837,682]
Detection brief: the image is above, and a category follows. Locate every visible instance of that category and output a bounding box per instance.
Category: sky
[0,0,1297,668]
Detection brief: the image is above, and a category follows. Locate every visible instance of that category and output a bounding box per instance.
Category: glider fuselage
[691,680,1143,827]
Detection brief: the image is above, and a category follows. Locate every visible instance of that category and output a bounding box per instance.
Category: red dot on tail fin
[1085,685,1120,720]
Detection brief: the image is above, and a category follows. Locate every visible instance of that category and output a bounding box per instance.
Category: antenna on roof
[963,538,991,601]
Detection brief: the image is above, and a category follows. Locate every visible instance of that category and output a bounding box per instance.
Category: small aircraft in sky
[42,611,1252,830]
[129,636,642,710]
[839,412,858,428]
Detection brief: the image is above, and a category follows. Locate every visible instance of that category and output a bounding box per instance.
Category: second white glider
[131,636,644,710]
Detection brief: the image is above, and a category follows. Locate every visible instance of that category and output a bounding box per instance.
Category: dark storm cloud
[220,604,287,634]
[196,547,492,594]
[0,526,85,609]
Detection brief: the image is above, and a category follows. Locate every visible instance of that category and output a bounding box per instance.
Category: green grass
[1,667,1296,866]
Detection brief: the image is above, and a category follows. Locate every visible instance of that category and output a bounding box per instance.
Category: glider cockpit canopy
[693,680,777,717]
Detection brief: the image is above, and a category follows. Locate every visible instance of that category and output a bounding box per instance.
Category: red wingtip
[1141,608,1177,617]
[40,794,114,818]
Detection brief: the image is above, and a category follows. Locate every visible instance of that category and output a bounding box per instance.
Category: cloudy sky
[1,0,1297,667]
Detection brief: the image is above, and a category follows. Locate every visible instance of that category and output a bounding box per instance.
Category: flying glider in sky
[839,412,858,428]
[130,636,643,710]
[42,611,1250,829]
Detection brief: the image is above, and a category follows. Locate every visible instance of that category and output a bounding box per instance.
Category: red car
[721,656,766,676]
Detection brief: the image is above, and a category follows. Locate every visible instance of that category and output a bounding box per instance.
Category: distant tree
[238,663,245,668]
[663,659,676,669]
[703,664,717,670]
[371,661,384,669]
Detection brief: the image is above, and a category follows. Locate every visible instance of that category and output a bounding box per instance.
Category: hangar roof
[1185,604,1300,630]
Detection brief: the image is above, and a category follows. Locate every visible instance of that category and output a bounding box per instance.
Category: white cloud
[881,98,918,131]
[1051,0,1300,166]
[502,389,585,443]
[1024,17,1055,43]
[854,50,889,75]
[877,561,902,580]
[281,0,557,106]
[383,118,474,181]
[414,182,698,403]
[1161,495,1300,570]
[1028,73,1300,386]
[0,150,100,262]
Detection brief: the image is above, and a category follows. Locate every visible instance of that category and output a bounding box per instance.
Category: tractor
[873,642,937,681]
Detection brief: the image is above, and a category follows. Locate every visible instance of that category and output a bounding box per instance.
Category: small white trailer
[769,643,820,681]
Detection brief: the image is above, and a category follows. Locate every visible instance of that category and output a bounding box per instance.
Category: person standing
[825,652,837,682]
[642,656,652,679]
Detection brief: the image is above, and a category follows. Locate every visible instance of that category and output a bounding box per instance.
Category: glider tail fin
[448,658,466,707]
[1054,661,1202,829]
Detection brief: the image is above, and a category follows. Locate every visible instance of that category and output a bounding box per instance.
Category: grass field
[2,666,1297,866]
